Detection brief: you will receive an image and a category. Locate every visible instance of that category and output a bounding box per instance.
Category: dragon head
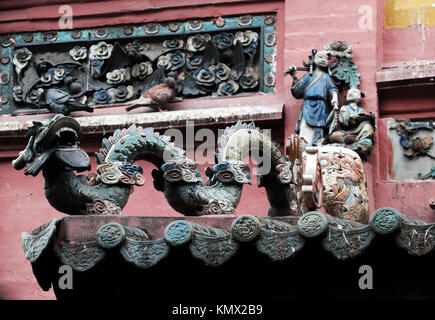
[12,114,90,176]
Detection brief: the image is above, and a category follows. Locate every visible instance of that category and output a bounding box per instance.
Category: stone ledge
[0,104,283,138]
[377,61,435,89]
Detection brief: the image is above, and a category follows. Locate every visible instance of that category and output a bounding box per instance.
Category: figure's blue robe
[292,72,338,128]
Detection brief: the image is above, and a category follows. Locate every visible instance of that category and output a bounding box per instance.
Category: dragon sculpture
[12,114,311,217]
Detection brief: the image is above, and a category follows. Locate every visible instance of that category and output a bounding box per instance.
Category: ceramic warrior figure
[328,88,375,158]
[287,50,339,146]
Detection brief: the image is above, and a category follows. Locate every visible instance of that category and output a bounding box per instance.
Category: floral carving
[215,17,226,28]
[169,50,186,70]
[71,30,82,39]
[96,222,126,248]
[106,68,130,84]
[93,90,111,104]
[131,62,153,79]
[186,34,211,52]
[163,38,184,49]
[211,63,231,83]
[187,55,203,70]
[265,54,274,64]
[217,80,239,96]
[6,15,276,113]
[324,40,353,59]
[164,221,194,245]
[370,207,401,235]
[194,67,216,87]
[125,40,147,60]
[108,85,135,103]
[239,73,258,89]
[89,41,113,60]
[157,54,172,70]
[234,30,258,47]
[123,26,134,36]
[69,46,87,61]
[212,32,234,50]
[168,23,180,32]
[231,216,260,242]
[239,66,258,90]
[264,16,275,25]
[13,47,32,76]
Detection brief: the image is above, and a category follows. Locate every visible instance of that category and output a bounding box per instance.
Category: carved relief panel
[0,14,277,115]
[388,118,435,181]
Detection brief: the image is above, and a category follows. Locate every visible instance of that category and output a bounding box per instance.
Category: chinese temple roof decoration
[22,208,435,292]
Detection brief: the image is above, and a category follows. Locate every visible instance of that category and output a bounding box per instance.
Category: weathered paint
[384,0,435,64]
[384,0,435,29]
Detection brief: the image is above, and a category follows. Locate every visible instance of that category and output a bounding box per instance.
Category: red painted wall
[0,0,434,300]
[383,26,435,66]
